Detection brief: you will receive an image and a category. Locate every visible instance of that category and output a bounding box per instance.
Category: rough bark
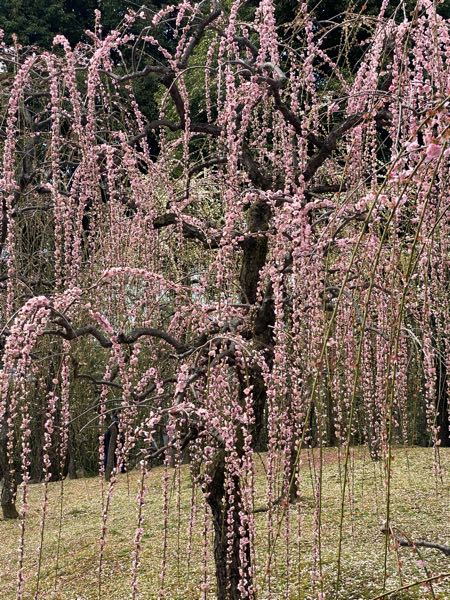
[0,421,19,519]
[105,421,118,482]
[382,525,450,556]
[206,450,252,600]
[436,338,450,447]
[1,475,19,519]
[67,424,78,479]
[203,193,273,598]
[0,452,18,519]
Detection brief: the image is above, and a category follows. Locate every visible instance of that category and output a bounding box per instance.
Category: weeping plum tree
[0,0,450,598]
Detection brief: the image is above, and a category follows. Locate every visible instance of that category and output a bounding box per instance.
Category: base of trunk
[2,499,19,519]
[1,479,19,519]
[206,451,253,600]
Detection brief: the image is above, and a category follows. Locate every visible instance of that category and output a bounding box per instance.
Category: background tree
[0,0,97,47]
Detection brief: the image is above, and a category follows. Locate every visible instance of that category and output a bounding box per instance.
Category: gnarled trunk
[436,337,450,447]
[0,424,19,519]
[1,474,19,519]
[105,421,118,482]
[206,450,252,600]
[201,194,273,598]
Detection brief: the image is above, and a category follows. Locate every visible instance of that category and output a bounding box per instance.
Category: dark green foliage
[0,0,147,48]
[0,0,96,47]
[0,0,170,143]
[311,0,450,67]
[2,1,450,52]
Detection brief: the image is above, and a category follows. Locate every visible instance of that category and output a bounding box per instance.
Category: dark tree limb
[102,64,169,83]
[382,526,450,557]
[303,75,393,182]
[129,119,220,146]
[143,423,202,462]
[304,113,365,182]
[178,9,222,70]
[116,328,187,352]
[45,318,187,354]
[152,212,221,248]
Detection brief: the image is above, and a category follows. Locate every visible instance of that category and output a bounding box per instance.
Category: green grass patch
[0,447,448,599]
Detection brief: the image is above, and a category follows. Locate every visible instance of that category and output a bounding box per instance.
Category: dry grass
[0,447,448,599]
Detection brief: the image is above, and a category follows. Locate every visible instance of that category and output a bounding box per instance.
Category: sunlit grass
[0,447,448,599]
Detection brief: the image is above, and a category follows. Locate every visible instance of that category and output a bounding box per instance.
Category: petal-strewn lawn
[0,447,448,599]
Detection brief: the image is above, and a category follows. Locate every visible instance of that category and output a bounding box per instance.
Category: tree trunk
[286,438,300,504]
[206,450,252,600]
[436,338,450,447]
[67,424,78,479]
[201,191,272,597]
[1,474,19,519]
[429,315,449,448]
[68,454,77,479]
[0,424,19,519]
[105,422,118,482]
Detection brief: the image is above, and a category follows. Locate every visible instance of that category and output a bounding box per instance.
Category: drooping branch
[102,64,169,83]
[75,373,123,391]
[304,113,366,182]
[116,328,187,353]
[178,9,222,69]
[129,119,220,146]
[152,212,221,248]
[303,76,393,182]
[45,317,187,354]
[382,525,450,557]
[128,119,185,145]
[143,423,202,462]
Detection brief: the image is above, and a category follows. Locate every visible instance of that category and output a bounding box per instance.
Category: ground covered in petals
[0,447,448,599]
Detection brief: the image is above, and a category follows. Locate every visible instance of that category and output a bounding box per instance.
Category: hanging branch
[382,525,450,557]
[45,317,188,354]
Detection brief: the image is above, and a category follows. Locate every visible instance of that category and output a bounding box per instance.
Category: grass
[0,447,448,599]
